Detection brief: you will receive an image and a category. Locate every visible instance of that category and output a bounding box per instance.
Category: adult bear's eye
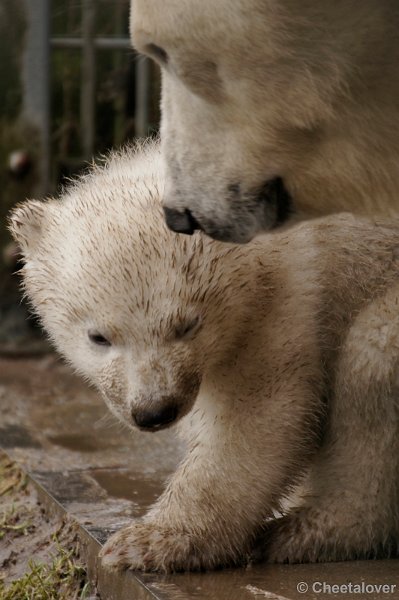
[88,330,112,347]
[174,316,202,341]
[144,43,169,65]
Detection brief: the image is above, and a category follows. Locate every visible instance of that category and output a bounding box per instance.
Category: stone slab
[0,356,398,599]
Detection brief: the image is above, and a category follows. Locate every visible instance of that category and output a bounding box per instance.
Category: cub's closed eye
[144,43,169,64]
[174,316,202,340]
[88,330,111,347]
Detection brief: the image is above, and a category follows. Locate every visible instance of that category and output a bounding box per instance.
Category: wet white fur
[9,142,399,571]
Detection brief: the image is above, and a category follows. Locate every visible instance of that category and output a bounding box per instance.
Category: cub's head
[9,143,249,432]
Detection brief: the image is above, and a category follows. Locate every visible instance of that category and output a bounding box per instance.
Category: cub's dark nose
[133,404,178,431]
[163,207,202,235]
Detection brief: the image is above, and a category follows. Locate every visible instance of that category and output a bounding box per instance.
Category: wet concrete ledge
[0,455,161,600]
[1,356,399,600]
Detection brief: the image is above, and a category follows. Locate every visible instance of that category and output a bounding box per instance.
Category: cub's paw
[100,520,203,573]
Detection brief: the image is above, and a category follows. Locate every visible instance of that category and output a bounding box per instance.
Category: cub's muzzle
[132,403,178,431]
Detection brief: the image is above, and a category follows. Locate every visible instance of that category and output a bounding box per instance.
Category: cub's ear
[8,199,50,256]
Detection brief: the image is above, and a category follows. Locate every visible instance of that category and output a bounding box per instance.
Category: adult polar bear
[131,0,399,243]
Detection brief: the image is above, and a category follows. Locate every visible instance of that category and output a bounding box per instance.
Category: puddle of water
[48,432,107,453]
[92,469,162,513]
[0,424,41,448]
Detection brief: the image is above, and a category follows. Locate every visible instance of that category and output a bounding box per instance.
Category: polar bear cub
[9,142,399,571]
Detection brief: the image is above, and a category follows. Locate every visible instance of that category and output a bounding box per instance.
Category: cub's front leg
[100,419,262,572]
[100,375,320,572]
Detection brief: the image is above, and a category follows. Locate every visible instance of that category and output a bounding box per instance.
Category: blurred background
[0,0,160,355]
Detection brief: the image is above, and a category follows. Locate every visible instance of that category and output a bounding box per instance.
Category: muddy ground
[0,455,99,599]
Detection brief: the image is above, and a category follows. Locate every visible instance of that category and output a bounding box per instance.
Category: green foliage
[0,456,27,497]
[0,457,92,600]
[0,546,91,600]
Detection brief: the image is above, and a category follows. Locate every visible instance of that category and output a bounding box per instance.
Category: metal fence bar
[81,0,96,160]
[135,56,151,138]
[23,2,151,186]
[22,0,50,196]
[51,37,131,50]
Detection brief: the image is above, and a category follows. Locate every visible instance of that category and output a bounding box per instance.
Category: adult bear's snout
[257,177,293,228]
[163,207,202,235]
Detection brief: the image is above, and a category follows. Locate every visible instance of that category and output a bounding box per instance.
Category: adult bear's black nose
[163,207,202,235]
[132,403,178,431]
